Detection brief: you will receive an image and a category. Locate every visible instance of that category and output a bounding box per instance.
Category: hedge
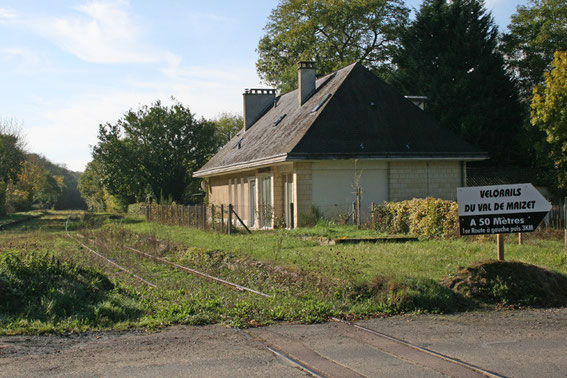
[372,198,459,239]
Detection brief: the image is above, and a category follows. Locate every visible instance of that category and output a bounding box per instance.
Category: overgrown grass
[1,211,566,334]
[0,210,44,228]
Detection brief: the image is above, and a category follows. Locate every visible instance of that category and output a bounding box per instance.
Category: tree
[501,0,567,100]
[212,112,243,148]
[92,100,218,205]
[390,0,525,166]
[256,0,409,92]
[78,160,122,212]
[531,51,567,190]
[0,121,25,216]
[7,154,65,211]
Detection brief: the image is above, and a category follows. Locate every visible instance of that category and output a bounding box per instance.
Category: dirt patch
[442,260,567,307]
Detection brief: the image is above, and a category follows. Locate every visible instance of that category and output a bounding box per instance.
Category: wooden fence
[142,204,250,234]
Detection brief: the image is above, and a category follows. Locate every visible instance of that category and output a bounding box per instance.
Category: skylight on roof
[273,113,286,127]
[311,93,332,113]
[232,138,243,149]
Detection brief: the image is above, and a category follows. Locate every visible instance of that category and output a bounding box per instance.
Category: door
[284,174,294,228]
[248,178,256,227]
[260,175,272,228]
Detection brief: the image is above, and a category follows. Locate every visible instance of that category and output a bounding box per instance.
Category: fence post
[497,234,504,261]
[211,205,215,231]
[352,201,356,226]
[228,204,233,235]
[371,201,375,226]
[356,188,361,229]
[202,205,206,229]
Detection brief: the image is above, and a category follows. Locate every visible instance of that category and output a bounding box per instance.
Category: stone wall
[389,161,462,201]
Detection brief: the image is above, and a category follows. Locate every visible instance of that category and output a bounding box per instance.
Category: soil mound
[442,260,567,307]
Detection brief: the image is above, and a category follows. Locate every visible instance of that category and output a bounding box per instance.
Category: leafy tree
[7,155,64,211]
[92,100,217,205]
[212,112,243,147]
[531,51,567,190]
[78,160,122,212]
[256,0,409,92]
[390,0,525,166]
[0,121,25,216]
[501,0,567,100]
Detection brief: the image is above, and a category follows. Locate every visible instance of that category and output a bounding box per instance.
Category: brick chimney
[243,88,276,131]
[298,61,316,106]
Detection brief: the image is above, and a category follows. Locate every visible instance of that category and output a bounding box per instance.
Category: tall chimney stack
[243,88,276,131]
[298,61,316,106]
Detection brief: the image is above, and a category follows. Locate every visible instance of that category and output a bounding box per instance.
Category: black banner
[459,212,549,235]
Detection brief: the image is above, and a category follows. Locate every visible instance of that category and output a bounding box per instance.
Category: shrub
[0,251,114,321]
[300,205,324,227]
[372,198,458,239]
[128,202,146,215]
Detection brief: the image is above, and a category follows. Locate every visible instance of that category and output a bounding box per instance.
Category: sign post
[458,183,551,260]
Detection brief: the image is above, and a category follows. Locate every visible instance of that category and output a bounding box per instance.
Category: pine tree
[391,0,525,166]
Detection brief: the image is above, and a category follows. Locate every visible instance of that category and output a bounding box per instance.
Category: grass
[1,210,566,334]
[119,217,567,282]
[0,210,44,228]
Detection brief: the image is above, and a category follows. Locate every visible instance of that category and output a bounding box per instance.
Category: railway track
[65,219,503,377]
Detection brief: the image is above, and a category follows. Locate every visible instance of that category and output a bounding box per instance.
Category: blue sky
[0,0,528,172]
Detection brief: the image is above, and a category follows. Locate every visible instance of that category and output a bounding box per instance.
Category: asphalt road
[1,308,565,377]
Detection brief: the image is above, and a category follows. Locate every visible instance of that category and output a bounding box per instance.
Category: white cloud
[22,60,262,171]
[0,8,17,21]
[31,0,169,64]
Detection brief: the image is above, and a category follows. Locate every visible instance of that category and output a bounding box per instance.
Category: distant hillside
[34,155,87,210]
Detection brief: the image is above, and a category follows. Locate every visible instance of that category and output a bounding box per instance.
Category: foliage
[0,121,26,216]
[127,202,146,216]
[78,160,125,212]
[0,251,141,325]
[372,198,459,239]
[390,0,525,166]
[92,100,218,205]
[531,51,567,190]
[212,112,243,148]
[300,205,324,227]
[36,156,87,211]
[6,155,64,211]
[501,0,567,100]
[256,0,409,92]
[3,210,567,333]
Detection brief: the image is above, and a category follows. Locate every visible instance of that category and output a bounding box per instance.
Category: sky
[0,0,529,172]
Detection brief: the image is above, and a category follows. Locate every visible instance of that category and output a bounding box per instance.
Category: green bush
[372,198,458,239]
[0,251,140,324]
[128,202,146,215]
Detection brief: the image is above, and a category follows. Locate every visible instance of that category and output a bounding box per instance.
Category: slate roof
[194,62,487,177]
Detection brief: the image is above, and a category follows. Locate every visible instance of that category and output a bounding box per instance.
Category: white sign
[457,183,551,235]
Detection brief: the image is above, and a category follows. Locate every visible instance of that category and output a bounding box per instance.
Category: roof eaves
[193,153,288,178]
[286,152,489,161]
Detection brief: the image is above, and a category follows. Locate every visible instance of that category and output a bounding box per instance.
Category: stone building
[193,62,487,228]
